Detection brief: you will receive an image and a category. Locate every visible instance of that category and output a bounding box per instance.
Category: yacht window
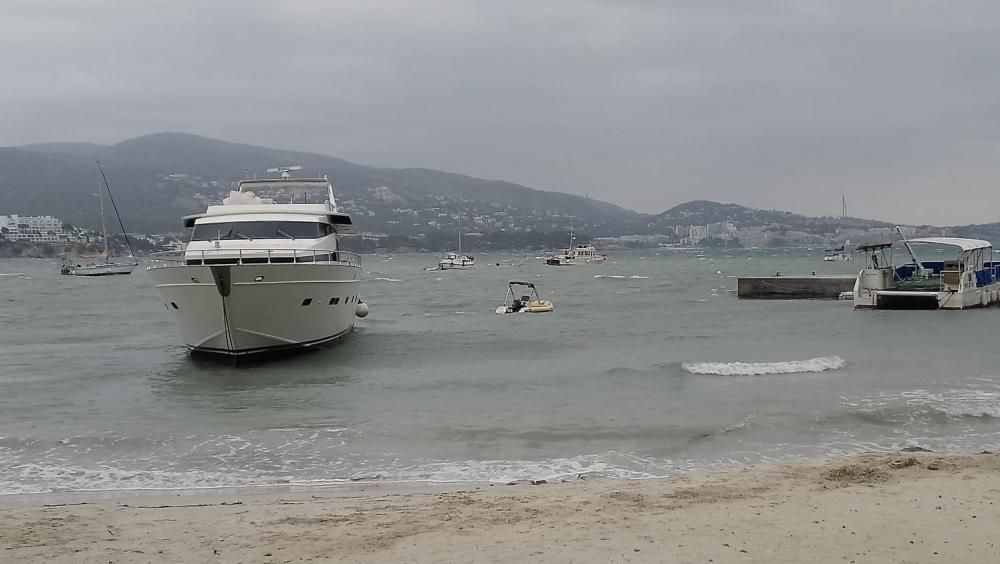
[329,297,339,305]
[191,221,333,241]
[301,298,312,306]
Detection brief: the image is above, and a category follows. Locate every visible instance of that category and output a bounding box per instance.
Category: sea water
[1,249,999,495]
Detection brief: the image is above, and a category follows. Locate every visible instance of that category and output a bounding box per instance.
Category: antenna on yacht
[325,174,339,212]
[267,165,302,180]
[895,226,925,277]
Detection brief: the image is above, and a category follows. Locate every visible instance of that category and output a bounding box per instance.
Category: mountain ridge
[3,133,997,248]
[6,133,641,237]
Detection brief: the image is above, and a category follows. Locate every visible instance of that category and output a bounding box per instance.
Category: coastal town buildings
[0,215,64,243]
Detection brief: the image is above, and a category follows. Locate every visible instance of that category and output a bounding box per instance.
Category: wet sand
[3,451,999,563]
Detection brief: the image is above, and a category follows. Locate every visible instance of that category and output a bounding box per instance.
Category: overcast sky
[2,1,999,224]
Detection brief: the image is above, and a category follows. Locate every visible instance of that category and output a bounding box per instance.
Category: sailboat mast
[842,195,847,219]
[458,202,463,254]
[97,161,137,260]
[97,169,109,260]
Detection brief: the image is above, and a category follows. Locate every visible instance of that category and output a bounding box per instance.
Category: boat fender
[355,300,369,318]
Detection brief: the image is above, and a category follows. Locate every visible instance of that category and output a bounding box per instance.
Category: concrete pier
[737,275,856,299]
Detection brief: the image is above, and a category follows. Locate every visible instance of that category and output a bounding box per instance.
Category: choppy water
[2,249,999,495]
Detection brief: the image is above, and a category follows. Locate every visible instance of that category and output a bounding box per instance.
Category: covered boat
[853,230,1000,310]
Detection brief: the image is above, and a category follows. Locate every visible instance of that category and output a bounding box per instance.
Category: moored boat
[438,204,475,270]
[853,229,1000,310]
[496,281,554,314]
[822,246,851,262]
[146,167,367,356]
[439,251,475,270]
[544,227,607,266]
[61,162,137,276]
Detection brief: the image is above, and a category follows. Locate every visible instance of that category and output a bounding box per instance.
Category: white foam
[899,389,1000,418]
[0,452,672,495]
[682,356,846,376]
[373,277,402,282]
[384,452,671,484]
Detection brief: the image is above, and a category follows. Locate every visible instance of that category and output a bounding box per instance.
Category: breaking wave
[682,356,846,376]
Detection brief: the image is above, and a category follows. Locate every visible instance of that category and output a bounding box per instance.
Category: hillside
[4,133,643,237]
[949,223,1000,243]
[5,134,996,250]
[647,200,893,234]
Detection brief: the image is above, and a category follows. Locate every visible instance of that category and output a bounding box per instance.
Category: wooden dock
[737,275,856,299]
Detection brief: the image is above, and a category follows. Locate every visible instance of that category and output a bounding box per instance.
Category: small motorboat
[495,281,554,314]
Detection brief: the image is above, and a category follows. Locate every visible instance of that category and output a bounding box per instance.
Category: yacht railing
[145,249,363,269]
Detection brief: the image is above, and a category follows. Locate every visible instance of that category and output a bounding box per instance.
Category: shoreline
[4,450,999,563]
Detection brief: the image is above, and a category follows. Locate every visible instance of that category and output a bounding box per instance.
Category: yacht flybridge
[147,168,367,356]
[853,228,1000,310]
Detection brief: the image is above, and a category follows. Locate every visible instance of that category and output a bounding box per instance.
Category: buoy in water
[355,300,369,318]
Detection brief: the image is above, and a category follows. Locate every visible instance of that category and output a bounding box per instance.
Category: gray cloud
[2,0,999,224]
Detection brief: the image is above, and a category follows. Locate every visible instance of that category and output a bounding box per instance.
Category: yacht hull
[150,263,363,355]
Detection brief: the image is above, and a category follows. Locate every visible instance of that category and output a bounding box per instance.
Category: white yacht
[822,245,851,262]
[545,229,607,266]
[853,228,1000,310]
[439,251,475,270]
[147,169,367,356]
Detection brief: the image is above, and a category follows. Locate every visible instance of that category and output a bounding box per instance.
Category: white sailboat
[61,162,137,276]
[439,204,475,270]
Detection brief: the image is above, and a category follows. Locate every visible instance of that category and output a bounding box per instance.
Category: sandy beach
[2,451,998,563]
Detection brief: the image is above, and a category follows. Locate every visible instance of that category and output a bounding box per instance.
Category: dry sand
[3,451,999,563]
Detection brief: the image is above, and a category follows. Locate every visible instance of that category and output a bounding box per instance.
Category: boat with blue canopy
[853,229,1000,310]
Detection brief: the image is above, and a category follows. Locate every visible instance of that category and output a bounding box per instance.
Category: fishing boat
[496,281,554,314]
[853,228,1000,310]
[146,167,367,356]
[544,227,607,266]
[822,245,851,262]
[438,205,475,270]
[60,162,137,276]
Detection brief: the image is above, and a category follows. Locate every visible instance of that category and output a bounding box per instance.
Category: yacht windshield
[191,221,333,241]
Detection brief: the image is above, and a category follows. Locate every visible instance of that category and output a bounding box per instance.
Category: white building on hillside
[0,215,64,243]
